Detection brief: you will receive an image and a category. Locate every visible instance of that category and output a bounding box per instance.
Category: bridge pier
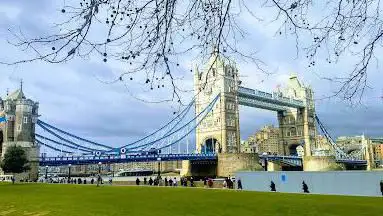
[303,156,344,171]
[181,160,217,177]
[267,161,282,171]
[217,153,262,177]
[180,160,192,176]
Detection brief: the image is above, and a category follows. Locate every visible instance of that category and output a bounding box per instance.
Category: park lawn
[0,183,382,216]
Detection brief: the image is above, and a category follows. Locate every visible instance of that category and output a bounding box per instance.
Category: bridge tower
[185,53,261,177]
[277,74,317,157]
[0,85,39,180]
[194,52,240,154]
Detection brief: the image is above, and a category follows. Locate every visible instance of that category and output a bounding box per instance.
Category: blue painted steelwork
[371,138,383,143]
[36,95,219,157]
[315,114,365,160]
[335,159,367,165]
[238,97,287,111]
[38,120,113,150]
[37,99,195,154]
[35,134,92,153]
[39,153,217,166]
[260,155,303,166]
[38,153,370,167]
[37,122,103,152]
[238,87,305,109]
[120,94,220,152]
[36,139,74,154]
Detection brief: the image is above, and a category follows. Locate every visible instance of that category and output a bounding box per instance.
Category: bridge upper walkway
[238,87,305,111]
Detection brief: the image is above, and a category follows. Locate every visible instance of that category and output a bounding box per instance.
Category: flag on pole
[0,111,6,128]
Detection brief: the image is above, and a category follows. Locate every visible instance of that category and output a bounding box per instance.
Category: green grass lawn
[0,183,382,216]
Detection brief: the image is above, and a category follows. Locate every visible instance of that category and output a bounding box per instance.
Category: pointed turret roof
[7,89,25,100]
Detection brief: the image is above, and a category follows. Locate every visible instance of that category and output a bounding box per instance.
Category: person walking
[237,178,242,190]
[136,178,140,186]
[270,181,276,192]
[97,174,102,187]
[173,177,178,187]
[164,177,168,186]
[149,177,153,186]
[144,177,147,185]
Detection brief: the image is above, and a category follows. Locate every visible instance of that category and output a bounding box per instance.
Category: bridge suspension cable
[35,134,93,153]
[37,122,104,152]
[36,98,195,154]
[123,94,220,152]
[315,114,363,159]
[37,120,114,150]
[107,98,195,152]
[36,139,74,154]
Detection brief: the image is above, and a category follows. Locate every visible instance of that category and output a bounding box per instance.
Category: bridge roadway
[38,153,368,167]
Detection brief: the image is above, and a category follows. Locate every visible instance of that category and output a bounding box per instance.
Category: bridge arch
[201,137,221,154]
[288,143,300,156]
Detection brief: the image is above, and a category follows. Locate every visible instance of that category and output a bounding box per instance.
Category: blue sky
[0,0,382,151]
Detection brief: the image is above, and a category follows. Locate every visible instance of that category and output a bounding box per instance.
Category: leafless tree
[266,0,383,102]
[2,0,383,103]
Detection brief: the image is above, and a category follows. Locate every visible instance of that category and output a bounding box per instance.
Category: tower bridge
[0,54,376,180]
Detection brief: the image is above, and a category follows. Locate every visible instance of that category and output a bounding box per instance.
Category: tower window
[23,116,28,124]
[17,124,22,131]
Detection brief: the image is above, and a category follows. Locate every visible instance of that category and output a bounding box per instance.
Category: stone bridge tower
[277,74,317,157]
[194,53,240,154]
[0,85,39,180]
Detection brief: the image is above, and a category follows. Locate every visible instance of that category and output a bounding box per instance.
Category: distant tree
[2,0,382,102]
[0,145,30,183]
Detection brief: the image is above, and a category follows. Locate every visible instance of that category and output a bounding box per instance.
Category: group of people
[222,177,242,189]
[135,176,195,187]
[41,174,104,186]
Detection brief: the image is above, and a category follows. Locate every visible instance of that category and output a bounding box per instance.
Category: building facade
[0,87,39,180]
[251,125,283,155]
[240,139,259,153]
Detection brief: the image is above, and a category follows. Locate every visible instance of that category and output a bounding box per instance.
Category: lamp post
[98,162,102,175]
[262,152,268,171]
[45,165,48,181]
[157,158,161,179]
[68,164,72,183]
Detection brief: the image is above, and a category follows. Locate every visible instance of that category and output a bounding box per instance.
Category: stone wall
[217,153,262,177]
[303,156,343,171]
